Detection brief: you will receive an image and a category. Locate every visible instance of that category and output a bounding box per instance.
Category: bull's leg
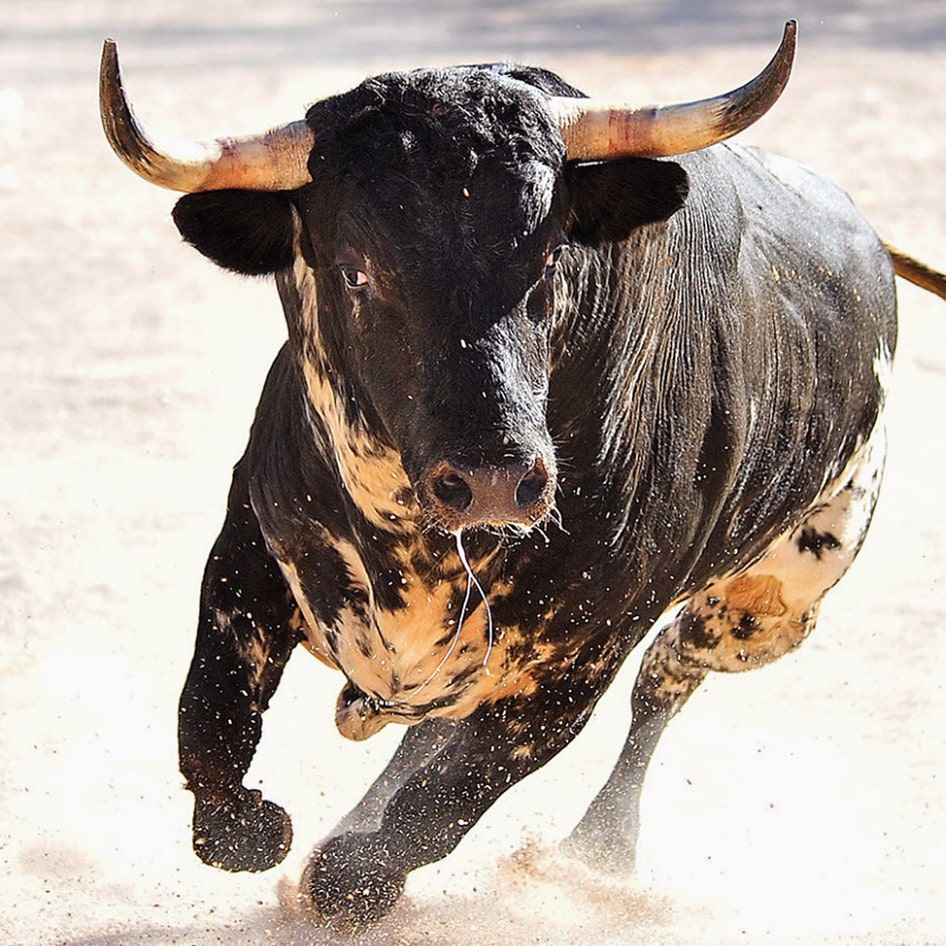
[326,717,458,838]
[565,428,885,874]
[178,459,303,872]
[561,607,710,873]
[299,664,611,927]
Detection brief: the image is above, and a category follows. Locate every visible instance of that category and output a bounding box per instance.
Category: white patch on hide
[290,222,414,529]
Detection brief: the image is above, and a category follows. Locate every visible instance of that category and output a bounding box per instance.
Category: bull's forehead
[306,67,564,226]
[344,157,558,274]
[308,66,565,166]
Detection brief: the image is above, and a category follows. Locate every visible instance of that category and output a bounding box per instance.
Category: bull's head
[100,24,794,534]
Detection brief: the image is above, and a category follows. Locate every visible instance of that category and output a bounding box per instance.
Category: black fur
[173,189,295,275]
[168,62,898,925]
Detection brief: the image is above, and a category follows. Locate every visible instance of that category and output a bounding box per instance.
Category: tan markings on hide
[328,538,530,733]
[481,632,562,706]
[288,602,310,639]
[722,573,787,620]
[216,607,267,680]
[214,608,280,699]
[291,233,414,530]
[272,527,550,740]
[683,580,813,674]
[637,419,886,697]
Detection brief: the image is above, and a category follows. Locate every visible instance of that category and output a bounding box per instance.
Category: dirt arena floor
[2,2,945,944]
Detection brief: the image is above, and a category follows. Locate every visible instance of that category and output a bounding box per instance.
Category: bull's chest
[277,534,542,740]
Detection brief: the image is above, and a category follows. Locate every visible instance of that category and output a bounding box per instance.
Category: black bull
[100,27,944,926]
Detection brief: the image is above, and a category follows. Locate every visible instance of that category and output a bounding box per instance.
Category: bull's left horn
[99,39,315,193]
[549,20,796,161]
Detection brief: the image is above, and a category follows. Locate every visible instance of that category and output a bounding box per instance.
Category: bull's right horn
[549,20,796,161]
[99,39,315,193]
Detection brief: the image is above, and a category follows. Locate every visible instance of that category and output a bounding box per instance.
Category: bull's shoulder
[242,343,351,549]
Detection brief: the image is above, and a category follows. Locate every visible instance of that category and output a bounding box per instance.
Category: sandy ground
[2,2,945,944]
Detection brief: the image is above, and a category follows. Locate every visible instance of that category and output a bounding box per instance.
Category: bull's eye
[544,247,563,277]
[339,266,370,290]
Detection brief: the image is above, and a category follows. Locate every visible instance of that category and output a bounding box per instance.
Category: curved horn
[99,39,315,193]
[549,20,796,161]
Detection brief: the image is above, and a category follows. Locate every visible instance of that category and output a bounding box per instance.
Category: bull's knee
[631,573,818,728]
[679,576,818,675]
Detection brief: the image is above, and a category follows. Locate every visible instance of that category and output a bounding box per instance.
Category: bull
[99,22,945,926]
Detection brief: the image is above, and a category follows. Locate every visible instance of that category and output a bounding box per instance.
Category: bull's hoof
[300,831,407,927]
[560,825,637,876]
[193,789,292,872]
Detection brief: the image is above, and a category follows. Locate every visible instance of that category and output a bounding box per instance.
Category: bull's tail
[886,244,946,301]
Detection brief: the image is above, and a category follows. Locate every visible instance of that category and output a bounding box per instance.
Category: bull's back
[674,142,896,366]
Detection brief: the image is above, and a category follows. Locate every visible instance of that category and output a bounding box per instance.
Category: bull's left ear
[565,157,689,246]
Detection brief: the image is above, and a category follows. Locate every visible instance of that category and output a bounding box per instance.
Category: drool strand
[414,530,495,693]
[454,530,495,667]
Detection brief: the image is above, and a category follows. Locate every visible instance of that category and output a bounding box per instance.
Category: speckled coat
[168,65,894,925]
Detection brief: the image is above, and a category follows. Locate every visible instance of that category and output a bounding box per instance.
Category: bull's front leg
[178,461,302,872]
[327,717,459,839]
[300,662,606,927]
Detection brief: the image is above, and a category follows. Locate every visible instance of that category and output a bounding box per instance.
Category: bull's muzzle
[422,455,553,530]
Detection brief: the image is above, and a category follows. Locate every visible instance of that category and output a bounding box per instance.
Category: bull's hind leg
[565,428,885,874]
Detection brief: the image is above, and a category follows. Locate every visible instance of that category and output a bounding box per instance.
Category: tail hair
[886,244,946,301]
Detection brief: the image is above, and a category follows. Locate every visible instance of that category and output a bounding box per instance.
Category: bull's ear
[171,190,296,276]
[565,157,689,246]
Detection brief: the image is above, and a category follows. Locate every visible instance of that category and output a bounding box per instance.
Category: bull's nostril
[516,464,548,511]
[432,469,474,513]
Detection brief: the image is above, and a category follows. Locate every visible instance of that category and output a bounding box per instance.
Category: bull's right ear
[172,191,297,276]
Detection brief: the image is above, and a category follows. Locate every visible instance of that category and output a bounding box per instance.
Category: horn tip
[772,19,798,86]
[781,20,798,57]
[100,38,118,74]
[99,38,123,112]
[778,20,798,77]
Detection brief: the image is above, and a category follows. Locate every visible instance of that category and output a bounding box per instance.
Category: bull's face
[100,30,795,533]
[172,73,689,533]
[291,71,572,532]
